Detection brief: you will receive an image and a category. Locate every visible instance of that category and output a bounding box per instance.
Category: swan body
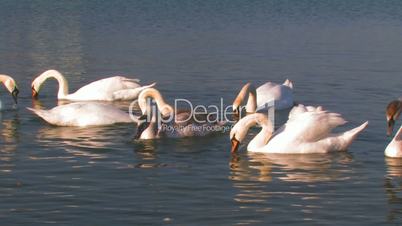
[31,69,155,101]
[230,105,368,154]
[27,102,138,127]
[232,80,294,119]
[385,99,402,157]
[135,88,225,139]
[0,74,19,107]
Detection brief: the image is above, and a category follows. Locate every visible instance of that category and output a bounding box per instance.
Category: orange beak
[231,137,240,153]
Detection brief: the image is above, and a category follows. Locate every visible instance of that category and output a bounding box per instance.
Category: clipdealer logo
[128,98,275,133]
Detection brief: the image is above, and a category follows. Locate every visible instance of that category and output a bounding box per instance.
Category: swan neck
[39,70,69,98]
[141,104,159,139]
[245,86,257,113]
[234,83,250,107]
[0,75,15,93]
[394,126,402,141]
[247,115,274,150]
[139,88,173,117]
[234,83,257,113]
[0,74,11,82]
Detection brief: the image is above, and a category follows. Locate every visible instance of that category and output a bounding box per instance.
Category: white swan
[31,69,156,101]
[0,74,19,107]
[385,99,402,158]
[134,88,225,139]
[232,80,294,119]
[27,102,138,127]
[230,105,368,154]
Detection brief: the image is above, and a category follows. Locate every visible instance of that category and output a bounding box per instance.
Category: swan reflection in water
[229,152,354,224]
[131,137,208,169]
[133,139,158,162]
[33,123,132,161]
[0,113,19,173]
[230,152,354,183]
[385,158,402,222]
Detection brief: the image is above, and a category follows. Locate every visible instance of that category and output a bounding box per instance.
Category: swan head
[31,69,65,99]
[229,122,247,153]
[31,73,44,98]
[1,75,19,104]
[31,72,46,98]
[230,113,272,153]
[386,100,401,136]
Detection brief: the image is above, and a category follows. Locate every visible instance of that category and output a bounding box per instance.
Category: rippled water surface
[1,0,402,225]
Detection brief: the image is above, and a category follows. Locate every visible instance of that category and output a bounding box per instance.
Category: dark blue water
[0,1,401,225]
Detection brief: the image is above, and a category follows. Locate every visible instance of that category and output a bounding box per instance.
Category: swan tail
[129,82,157,96]
[337,121,369,150]
[283,79,294,89]
[141,82,156,89]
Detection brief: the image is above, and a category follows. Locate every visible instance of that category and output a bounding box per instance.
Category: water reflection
[385,158,402,222]
[0,113,19,145]
[131,139,193,169]
[0,112,19,173]
[230,152,353,183]
[229,152,354,224]
[34,125,129,159]
[133,139,158,161]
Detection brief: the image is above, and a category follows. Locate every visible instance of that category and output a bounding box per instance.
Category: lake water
[0,0,401,225]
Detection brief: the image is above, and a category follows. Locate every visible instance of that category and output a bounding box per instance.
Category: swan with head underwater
[31,69,156,101]
[230,104,368,154]
[0,74,19,109]
[385,98,402,158]
[134,88,226,139]
[232,79,294,119]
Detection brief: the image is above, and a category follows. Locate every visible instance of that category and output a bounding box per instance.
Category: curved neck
[235,113,273,150]
[234,83,257,113]
[247,114,274,151]
[141,104,159,139]
[245,88,257,113]
[0,74,12,82]
[138,88,174,117]
[36,70,69,98]
[0,74,15,93]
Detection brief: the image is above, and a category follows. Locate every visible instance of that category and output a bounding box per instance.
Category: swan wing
[284,110,347,142]
[68,76,141,100]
